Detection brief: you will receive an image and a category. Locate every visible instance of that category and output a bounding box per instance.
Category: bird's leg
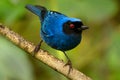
[63,51,73,75]
[33,40,43,56]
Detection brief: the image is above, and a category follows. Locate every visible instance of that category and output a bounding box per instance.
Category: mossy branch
[0,23,92,80]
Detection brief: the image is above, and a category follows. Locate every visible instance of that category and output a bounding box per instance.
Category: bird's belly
[41,33,81,51]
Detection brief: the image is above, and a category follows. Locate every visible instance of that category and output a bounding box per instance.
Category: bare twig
[0,23,92,80]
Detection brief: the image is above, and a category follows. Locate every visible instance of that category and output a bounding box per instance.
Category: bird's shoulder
[47,11,66,18]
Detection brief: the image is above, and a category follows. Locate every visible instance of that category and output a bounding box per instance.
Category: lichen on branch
[0,23,92,80]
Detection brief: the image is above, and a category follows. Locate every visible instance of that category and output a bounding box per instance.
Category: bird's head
[63,18,88,35]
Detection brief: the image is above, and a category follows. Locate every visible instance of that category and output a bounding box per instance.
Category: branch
[0,23,92,80]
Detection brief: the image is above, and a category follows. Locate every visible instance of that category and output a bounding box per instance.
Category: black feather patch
[63,21,83,35]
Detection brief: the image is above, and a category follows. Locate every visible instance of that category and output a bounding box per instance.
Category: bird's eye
[69,24,75,29]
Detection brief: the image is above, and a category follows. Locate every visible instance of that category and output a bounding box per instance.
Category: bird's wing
[41,27,53,37]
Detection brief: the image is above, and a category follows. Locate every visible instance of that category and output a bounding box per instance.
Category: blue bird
[26,4,88,74]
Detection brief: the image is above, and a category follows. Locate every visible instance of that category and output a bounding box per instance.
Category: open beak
[78,25,89,31]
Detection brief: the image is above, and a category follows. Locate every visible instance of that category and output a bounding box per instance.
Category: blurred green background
[0,0,120,80]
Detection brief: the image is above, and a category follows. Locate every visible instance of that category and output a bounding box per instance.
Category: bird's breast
[41,30,81,51]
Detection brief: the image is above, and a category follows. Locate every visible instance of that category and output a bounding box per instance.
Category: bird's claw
[32,45,40,56]
[32,40,43,56]
[64,60,73,75]
[34,44,40,53]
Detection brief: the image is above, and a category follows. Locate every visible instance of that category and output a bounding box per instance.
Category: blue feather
[26,4,88,74]
[26,4,88,51]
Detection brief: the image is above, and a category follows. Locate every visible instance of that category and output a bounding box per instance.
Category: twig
[0,23,92,80]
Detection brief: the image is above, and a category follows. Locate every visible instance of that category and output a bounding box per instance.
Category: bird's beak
[81,25,89,30]
[78,25,89,31]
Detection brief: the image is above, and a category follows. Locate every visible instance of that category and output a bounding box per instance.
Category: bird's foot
[64,60,73,75]
[32,40,43,56]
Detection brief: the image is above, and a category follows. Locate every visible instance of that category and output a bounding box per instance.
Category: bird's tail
[25,4,47,21]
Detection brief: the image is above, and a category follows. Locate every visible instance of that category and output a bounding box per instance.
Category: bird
[25,4,88,74]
